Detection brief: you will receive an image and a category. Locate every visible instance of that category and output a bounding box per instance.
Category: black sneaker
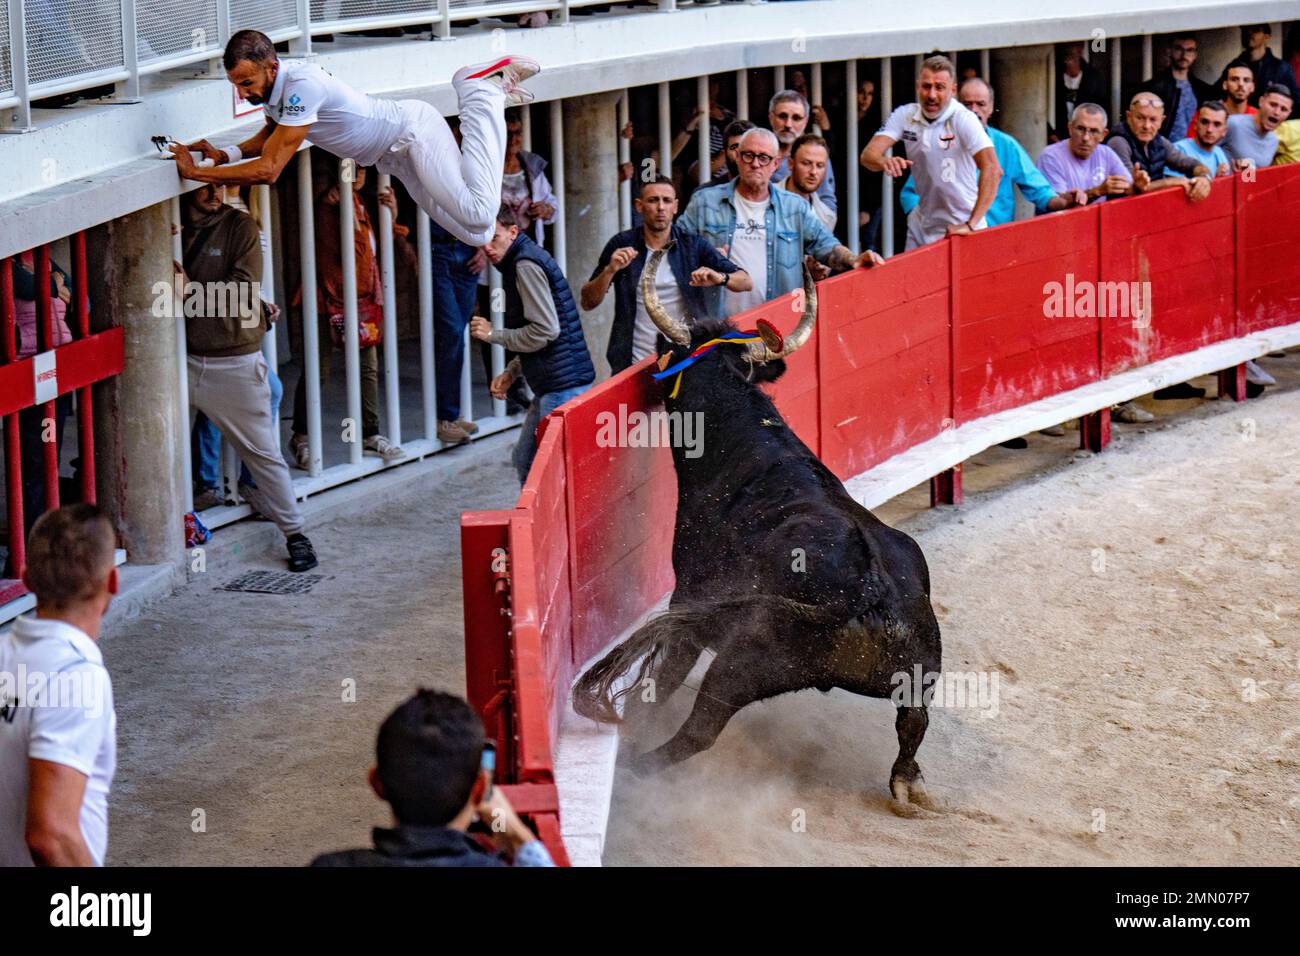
[286,534,318,572]
[1153,382,1205,400]
[999,437,1028,449]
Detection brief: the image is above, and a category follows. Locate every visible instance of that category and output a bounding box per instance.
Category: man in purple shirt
[1037,103,1133,203]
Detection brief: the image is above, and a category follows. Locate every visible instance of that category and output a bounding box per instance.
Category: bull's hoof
[888,777,944,817]
[906,777,948,813]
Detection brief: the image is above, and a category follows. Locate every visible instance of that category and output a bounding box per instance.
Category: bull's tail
[571,594,845,724]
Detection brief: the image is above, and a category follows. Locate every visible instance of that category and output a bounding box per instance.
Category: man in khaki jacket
[179,184,317,572]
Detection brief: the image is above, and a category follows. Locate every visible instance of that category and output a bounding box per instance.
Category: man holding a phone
[311,690,553,867]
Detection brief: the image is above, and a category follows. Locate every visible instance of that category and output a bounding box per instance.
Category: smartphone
[481,742,496,800]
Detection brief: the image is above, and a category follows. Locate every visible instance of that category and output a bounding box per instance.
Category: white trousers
[378,79,507,247]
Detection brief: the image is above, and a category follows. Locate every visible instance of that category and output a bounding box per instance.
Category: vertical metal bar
[257,185,278,371]
[811,63,823,134]
[1110,37,1122,127]
[291,0,314,56]
[1046,46,1055,149]
[697,74,710,185]
[1141,34,1152,80]
[774,64,785,91]
[297,151,323,476]
[880,57,894,258]
[338,159,362,465]
[377,172,401,447]
[657,82,672,180]
[618,90,631,230]
[520,103,532,150]
[171,197,194,512]
[459,324,472,429]
[436,0,451,41]
[73,232,95,503]
[657,0,674,11]
[1,258,23,570]
[489,267,505,419]
[735,68,748,120]
[216,0,231,48]
[120,0,141,101]
[980,48,990,80]
[417,211,436,440]
[550,100,566,274]
[846,59,860,255]
[6,0,34,130]
[34,247,57,512]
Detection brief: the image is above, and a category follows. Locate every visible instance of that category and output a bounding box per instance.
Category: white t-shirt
[725,192,769,317]
[0,616,116,867]
[879,98,994,235]
[264,59,407,167]
[632,251,685,361]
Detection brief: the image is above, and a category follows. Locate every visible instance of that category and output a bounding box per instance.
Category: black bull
[572,252,943,815]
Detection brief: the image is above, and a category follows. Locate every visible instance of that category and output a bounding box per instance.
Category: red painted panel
[505,515,558,784]
[740,292,820,453]
[0,327,126,416]
[1239,165,1300,333]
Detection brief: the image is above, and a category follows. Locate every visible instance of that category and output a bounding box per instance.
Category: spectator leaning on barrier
[900,78,1085,227]
[1135,34,1215,141]
[1168,101,1233,180]
[0,505,117,867]
[1052,42,1108,142]
[582,176,750,375]
[1223,84,1292,172]
[1226,24,1299,115]
[180,185,318,572]
[678,128,882,321]
[470,207,595,485]
[769,90,838,216]
[775,134,837,231]
[1036,104,1133,204]
[1104,93,1213,203]
[862,55,1002,250]
[311,690,553,867]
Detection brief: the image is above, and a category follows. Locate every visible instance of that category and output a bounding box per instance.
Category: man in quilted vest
[469,207,594,484]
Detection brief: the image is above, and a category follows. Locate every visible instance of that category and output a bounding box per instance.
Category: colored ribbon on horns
[650,329,766,399]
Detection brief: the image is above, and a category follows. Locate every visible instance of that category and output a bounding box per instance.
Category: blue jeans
[193,363,283,491]
[512,383,590,485]
[432,242,480,422]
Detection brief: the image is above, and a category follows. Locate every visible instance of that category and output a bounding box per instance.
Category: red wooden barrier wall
[460,165,1300,863]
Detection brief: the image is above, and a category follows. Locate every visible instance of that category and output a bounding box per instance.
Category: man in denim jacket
[677,128,881,319]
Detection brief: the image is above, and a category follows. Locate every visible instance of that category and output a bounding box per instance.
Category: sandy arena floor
[604,370,1300,866]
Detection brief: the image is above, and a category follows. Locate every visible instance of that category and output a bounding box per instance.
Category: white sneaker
[1244,360,1276,386]
[364,434,407,460]
[1113,401,1154,424]
[453,56,540,107]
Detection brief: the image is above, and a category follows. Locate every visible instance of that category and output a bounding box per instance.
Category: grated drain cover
[219,571,323,595]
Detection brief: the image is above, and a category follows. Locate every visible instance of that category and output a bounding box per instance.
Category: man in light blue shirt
[678,128,880,319]
[900,78,1083,224]
[1168,101,1233,178]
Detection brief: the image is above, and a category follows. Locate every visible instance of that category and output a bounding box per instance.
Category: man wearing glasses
[678,128,882,320]
[1036,103,1134,204]
[1105,93,1214,202]
[1135,35,1215,140]
[769,91,839,218]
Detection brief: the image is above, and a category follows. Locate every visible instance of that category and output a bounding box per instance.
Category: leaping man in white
[170,29,538,247]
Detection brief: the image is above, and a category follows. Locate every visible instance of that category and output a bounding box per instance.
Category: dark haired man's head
[787,134,829,195]
[1222,64,1256,105]
[1193,100,1229,147]
[1259,83,1294,130]
[484,205,521,264]
[722,118,757,178]
[371,690,487,826]
[224,30,279,105]
[636,176,678,234]
[23,504,117,615]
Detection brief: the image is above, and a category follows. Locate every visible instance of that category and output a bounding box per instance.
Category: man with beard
[861,56,1001,249]
[775,134,837,231]
[1135,34,1215,140]
[582,176,750,374]
[769,91,838,218]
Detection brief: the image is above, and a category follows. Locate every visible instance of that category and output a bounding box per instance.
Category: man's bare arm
[171,121,312,186]
[25,759,93,867]
[968,146,1002,226]
[860,133,908,175]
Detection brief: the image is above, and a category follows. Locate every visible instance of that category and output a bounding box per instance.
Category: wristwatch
[720,271,730,290]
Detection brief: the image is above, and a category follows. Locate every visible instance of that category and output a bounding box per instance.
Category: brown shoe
[438,420,471,444]
[455,419,480,435]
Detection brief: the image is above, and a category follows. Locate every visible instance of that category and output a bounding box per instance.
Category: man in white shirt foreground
[0,504,118,866]
[173,29,538,247]
[861,55,1002,250]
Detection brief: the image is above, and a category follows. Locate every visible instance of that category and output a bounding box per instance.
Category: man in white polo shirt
[0,505,117,866]
[861,55,1002,250]
[173,29,539,248]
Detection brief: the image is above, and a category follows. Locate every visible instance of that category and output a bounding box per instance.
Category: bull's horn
[774,263,818,359]
[640,248,691,346]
